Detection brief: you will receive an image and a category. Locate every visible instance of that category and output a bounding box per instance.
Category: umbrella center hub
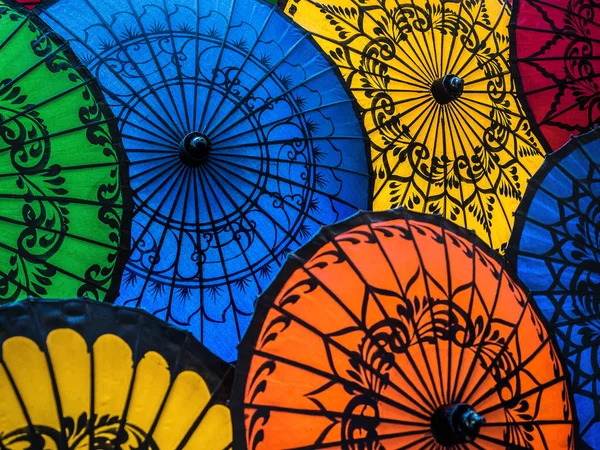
[431,403,484,445]
[431,74,464,104]
[179,132,212,166]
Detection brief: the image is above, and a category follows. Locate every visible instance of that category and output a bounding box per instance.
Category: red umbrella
[511,0,600,151]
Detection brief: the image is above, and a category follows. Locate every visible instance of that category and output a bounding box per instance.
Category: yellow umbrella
[284,0,545,252]
[0,299,232,448]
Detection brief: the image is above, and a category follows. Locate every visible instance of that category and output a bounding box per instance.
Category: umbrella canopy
[232,209,576,449]
[281,0,546,253]
[506,127,600,449]
[0,0,130,302]
[39,0,371,362]
[0,298,233,448]
[510,0,600,152]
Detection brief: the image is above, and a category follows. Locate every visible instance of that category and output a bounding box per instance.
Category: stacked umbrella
[0,0,598,448]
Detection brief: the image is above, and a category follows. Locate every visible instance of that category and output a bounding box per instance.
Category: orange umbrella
[232,209,576,449]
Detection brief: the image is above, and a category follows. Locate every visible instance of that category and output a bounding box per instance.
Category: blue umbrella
[39,0,370,362]
[507,127,600,449]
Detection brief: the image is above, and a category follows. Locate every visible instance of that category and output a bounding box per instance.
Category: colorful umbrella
[0,298,233,448]
[0,0,130,302]
[281,0,545,253]
[39,0,371,362]
[506,127,600,449]
[510,0,600,152]
[232,209,576,449]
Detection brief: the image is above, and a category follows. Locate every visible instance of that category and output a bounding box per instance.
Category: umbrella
[39,0,371,362]
[0,0,130,302]
[232,209,577,449]
[510,0,600,152]
[0,298,233,448]
[506,127,600,449]
[281,0,546,253]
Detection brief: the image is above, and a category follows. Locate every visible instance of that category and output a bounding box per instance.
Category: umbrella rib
[522,71,600,96]
[126,166,189,322]
[175,366,234,449]
[201,165,264,299]
[403,220,447,407]
[161,0,192,132]
[449,2,509,79]
[29,314,69,448]
[0,238,110,295]
[371,99,436,201]
[0,8,30,52]
[0,42,70,93]
[0,214,118,250]
[542,93,600,126]
[129,157,180,182]
[197,0,236,131]
[518,26,600,48]
[247,333,431,422]
[478,374,569,417]
[448,238,481,403]
[325,230,442,411]
[210,99,355,147]
[122,0,188,137]
[363,221,444,412]
[241,402,429,426]
[189,170,205,338]
[298,1,434,85]
[363,93,438,137]
[41,9,183,143]
[204,32,312,138]
[471,335,556,408]
[100,85,181,146]
[202,6,277,133]
[515,210,600,259]
[151,167,195,327]
[448,101,525,229]
[444,104,497,248]
[210,151,369,178]
[0,161,122,179]
[440,224,453,406]
[204,159,323,244]
[191,0,202,133]
[476,432,533,450]
[0,359,38,436]
[206,66,338,143]
[196,166,242,342]
[451,97,541,179]
[527,0,600,26]
[209,154,363,211]
[202,161,306,258]
[440,0,467,78]
[289,429,432,450]
[119,119,181,148]
[450,253,512,403]
[0,79,93,128]
[349,0,437,82]
[0,118,118,157]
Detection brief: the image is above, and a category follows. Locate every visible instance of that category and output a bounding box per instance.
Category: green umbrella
[0,0,130,302]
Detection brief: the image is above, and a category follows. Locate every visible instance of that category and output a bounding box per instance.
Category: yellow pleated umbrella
[284,0,545,252]
[0,299,232,449]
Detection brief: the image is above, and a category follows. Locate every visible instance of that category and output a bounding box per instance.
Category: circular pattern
[0,0,129,302]
[233,209,576,450]
[507,128,600,449]
[511,0,600,151]
[0,298,233,449]
[285,0,546,252]
[40,0,370,362]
